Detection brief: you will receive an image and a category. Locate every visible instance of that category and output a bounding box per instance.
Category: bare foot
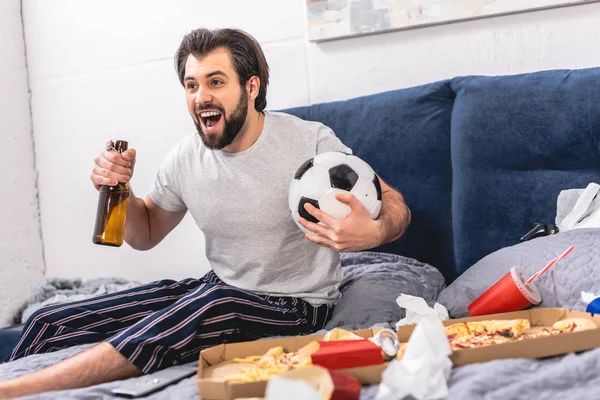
[0,342,140,398]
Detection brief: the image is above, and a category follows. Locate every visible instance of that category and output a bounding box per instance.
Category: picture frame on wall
[306,0,599,42]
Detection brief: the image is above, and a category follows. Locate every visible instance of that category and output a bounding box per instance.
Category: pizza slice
[466,319,530,338]
[451,333,514,350]
[444,323,470,338]
[445,319,530,339]
[444,319,532,351]
[552,318,597,333]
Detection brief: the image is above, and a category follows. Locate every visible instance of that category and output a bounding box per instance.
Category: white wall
[0,0,45,326]
[21,0,600,283]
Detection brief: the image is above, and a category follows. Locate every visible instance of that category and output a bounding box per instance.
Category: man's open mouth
[199,110,223,129]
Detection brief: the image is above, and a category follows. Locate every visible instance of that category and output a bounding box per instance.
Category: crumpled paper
[556,182,600,231]
[395,294,449,329]
[376,317,452,400]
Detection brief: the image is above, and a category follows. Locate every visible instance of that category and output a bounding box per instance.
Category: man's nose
[195,86,213,105]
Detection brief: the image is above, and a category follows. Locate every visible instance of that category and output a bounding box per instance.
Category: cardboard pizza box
[197,328,387,400]
[396,308,600,367]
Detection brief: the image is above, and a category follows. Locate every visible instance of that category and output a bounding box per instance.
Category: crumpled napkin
[376,317,452,400]
[557,182,600,231]
[395,294,449,329]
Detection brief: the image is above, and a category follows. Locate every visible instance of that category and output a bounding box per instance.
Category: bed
[2,229,600,399]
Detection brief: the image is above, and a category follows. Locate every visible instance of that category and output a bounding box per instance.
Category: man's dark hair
[175,28,270,112]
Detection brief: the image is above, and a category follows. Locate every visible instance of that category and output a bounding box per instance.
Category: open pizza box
[396,307,600,367]
[197,308,600,399]
[197,327,387,400]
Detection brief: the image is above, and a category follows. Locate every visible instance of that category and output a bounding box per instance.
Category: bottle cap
[114,140,129,153]
[106,140,129,153]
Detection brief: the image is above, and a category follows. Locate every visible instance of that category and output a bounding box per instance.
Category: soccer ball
[288,151,382,233]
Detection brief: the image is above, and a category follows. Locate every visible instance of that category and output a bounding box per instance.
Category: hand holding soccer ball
[288,152,383,251]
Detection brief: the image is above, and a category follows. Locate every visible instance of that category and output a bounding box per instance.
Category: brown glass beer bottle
[92,140,131,247]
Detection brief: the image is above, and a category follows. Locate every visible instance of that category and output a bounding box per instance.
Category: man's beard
[194,90,248,150]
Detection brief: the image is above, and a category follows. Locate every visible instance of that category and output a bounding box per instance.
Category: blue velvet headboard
[283,67,600,283]
[284,81,457,281]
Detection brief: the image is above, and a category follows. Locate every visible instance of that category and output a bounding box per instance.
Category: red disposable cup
[468,266,541,317]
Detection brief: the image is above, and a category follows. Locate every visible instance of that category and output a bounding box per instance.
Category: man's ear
[246,76,260,101]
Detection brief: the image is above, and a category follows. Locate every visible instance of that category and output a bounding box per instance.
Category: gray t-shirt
[149,111,352,306]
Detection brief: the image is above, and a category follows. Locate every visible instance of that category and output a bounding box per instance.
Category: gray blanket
[14,277,140,324]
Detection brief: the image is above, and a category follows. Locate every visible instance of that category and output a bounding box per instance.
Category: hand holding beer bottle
[91,140,135,246]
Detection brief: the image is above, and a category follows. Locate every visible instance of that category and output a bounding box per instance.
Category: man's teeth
[199,111,221,129]
[200,111,221,118]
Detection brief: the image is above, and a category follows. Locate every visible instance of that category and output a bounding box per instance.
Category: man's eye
[187,83,197,90]
[211,79,223,86]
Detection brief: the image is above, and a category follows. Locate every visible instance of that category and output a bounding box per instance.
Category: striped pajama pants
[9,271,331,373]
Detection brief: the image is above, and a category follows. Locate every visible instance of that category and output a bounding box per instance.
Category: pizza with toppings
[444,319,531,350]
[442,318,596,352]
[395,317,598,358]
[552,318,598,333]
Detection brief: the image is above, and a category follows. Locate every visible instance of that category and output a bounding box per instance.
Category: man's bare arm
[124,194,186,250]
[374,178,411,246]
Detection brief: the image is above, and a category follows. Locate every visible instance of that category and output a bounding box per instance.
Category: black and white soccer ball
[288,151,382,233]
